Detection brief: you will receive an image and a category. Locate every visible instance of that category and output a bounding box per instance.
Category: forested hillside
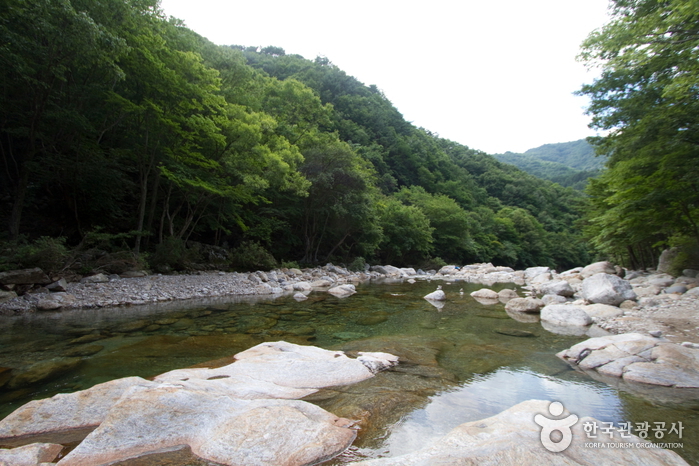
[495,140,602,190]
[0,0,591,274]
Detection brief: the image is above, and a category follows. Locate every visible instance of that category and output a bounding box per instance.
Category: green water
[0,279,697,464]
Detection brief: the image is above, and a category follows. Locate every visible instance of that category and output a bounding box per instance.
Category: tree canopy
[1,0,593,272]
[578,0,699,268]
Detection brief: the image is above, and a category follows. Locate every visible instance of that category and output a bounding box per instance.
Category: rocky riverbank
[1,260,698,465]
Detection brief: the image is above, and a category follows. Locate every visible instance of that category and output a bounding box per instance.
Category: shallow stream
[0,279,697,464]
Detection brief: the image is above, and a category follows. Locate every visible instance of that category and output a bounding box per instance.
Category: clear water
[0,279,697,464]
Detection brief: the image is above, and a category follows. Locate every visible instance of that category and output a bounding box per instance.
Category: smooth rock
[497,288,518,303]
[0,377,151,442]
[581,261,617,278]
[310,279,333,288]
[0,443,63,466]
[504,297,544,313]
[558,333,699,390]
[581,303,624,319]
[349,399,688,465]
[328,284,356,297]
[155,341,398,394]
[293,292,308,301]
[540,304,592,327]
[470,288,498,299]
[57,385,357,466]
[423,289,446,301]
[293,282,313,292]
[582,273,637,306]
[541,294,567,305]
[539,280,575,297]
[665,285,687,294]
[524,266,550,280]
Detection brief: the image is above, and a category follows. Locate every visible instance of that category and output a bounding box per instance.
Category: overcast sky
[158,0,611,154]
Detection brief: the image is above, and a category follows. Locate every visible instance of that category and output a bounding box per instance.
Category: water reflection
[0,279,697,464]
[381,368,624,457]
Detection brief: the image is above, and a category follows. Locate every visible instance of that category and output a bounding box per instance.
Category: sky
[158,0,611,154]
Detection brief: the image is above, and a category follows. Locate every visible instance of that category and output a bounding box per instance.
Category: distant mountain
[523,139,603,170]
[494,139,605,190]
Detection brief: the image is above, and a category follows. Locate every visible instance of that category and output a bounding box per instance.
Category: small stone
[649,330,662,338]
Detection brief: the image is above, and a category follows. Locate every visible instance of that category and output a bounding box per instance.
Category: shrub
[348,256,367,272]
[150,237,200,272]
[0,236,69,274]
[230,241,277,271]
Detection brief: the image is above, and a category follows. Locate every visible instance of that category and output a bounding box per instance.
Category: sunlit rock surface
[0,341,398,466]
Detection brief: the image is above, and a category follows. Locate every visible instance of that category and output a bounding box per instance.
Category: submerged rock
[7,357,83,390]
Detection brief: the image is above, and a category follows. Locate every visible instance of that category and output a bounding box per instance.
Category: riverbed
[0,279,697,464]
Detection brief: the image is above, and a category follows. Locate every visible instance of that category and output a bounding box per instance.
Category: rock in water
[57,385,357,466]
[424,290,446,301]
[0,341,399,466]
[328,284,356,297]
[348,399,689,465]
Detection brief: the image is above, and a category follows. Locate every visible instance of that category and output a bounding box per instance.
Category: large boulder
[57,385,357,466]
[558,333,699,390]
[657,247,679,274]
[349,399,688,465]
[581,261,617,278]
[0,377,151,442]
[524,266,550,280]
[581,303,624,320]
[540,305,592,327]
[0,267,50,285]
[582,273,637,306]
[0,342,399,466]
[497,288,518,303]
[504,297,544,314]
[538,280,574,297]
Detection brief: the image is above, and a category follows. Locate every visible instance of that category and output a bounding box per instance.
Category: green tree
[293,140,380,263]
[0,0,128,239]
[377,197,433,265]
[394,186,478,263]
[578,0,699,265]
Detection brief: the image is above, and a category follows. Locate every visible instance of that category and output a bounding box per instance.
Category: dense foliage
[0,0,591,273]
[578,0,699,269]
[495,140,603,190]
